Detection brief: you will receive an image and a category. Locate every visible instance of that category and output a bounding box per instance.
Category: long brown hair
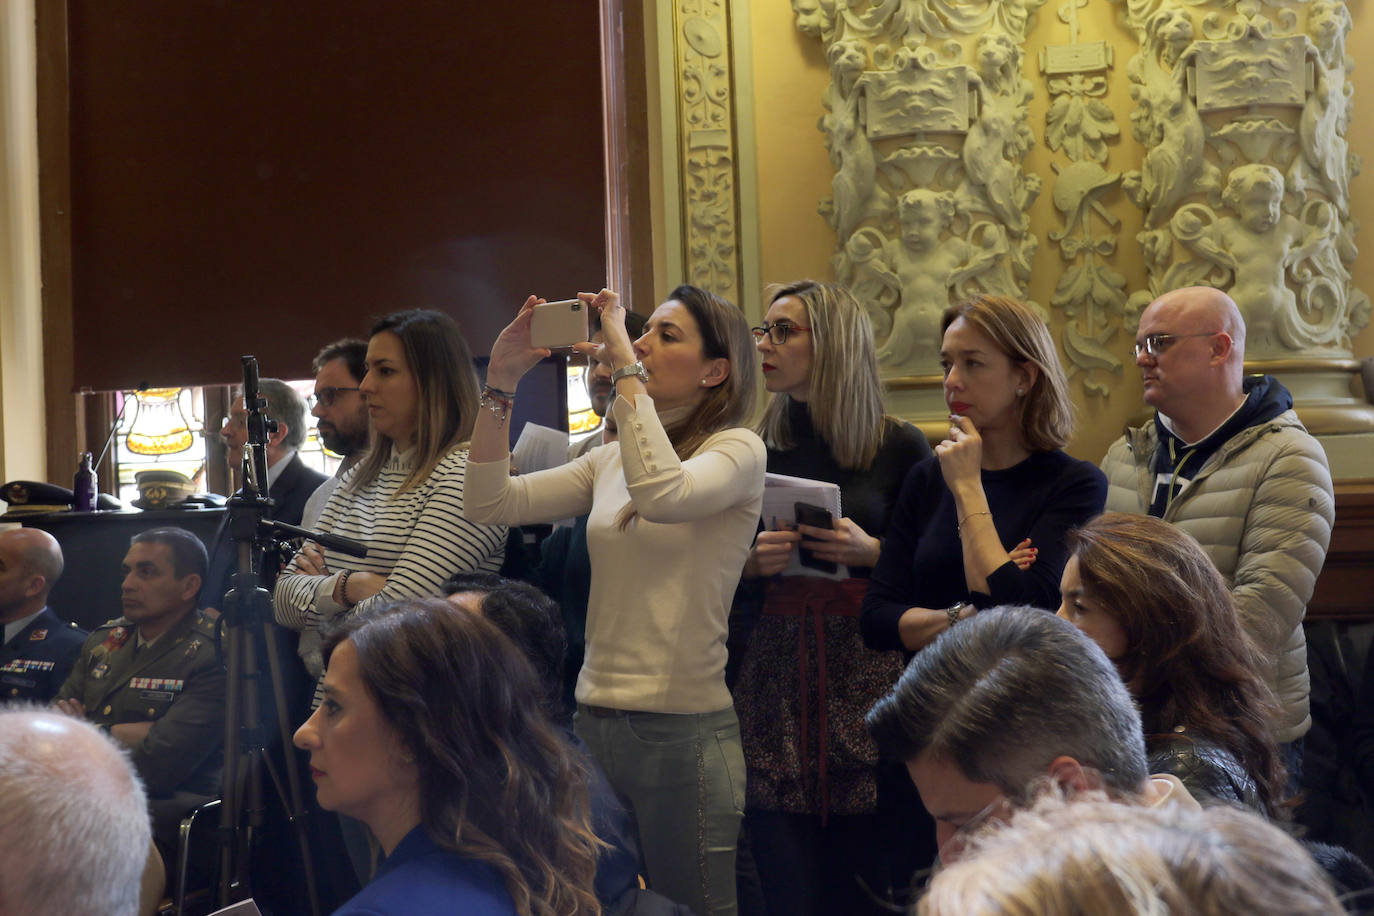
[323,599,602,916]
[1067,513,1286,815]
[941,295,1074,451]
[662,284,757,460]
[349,309,481,493]
[755,280,888,469]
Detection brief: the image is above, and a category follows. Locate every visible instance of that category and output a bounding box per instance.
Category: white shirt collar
[266,449,298,488]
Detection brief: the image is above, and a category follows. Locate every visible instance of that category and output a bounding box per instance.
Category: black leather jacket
[1147,730,1265,813]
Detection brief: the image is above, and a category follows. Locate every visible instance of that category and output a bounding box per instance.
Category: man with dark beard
[301,338,371,528]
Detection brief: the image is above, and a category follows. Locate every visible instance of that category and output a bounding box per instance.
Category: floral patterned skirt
[734,576,906,817]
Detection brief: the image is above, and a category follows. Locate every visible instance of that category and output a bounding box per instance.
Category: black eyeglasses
[1133,332,1219,359]
[308,387,360,409]
[751,322,813,345]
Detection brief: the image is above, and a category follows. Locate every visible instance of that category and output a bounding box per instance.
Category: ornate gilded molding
[672,0,741,304]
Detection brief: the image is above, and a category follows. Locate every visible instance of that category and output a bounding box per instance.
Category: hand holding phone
[793,501,838,573]
[529,299,589,349]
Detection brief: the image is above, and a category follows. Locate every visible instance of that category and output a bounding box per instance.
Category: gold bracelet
[957,510,992,538]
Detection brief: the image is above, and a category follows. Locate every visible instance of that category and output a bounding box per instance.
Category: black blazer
[270,451,330,528]
[204,451,329,608]
[0,606,88,701]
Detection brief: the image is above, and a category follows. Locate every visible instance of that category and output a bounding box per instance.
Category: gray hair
[866,606,1147,803]
[257,377,310,450]
[0,706,151,915]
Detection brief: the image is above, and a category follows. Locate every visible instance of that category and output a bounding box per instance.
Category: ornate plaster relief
[795,0,1046,379]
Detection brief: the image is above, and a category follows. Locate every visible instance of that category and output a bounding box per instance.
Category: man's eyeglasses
[1133,332,1219,359]
[751,322,813,345]
[308,387,360,409]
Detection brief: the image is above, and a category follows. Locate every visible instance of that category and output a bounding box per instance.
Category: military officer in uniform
[54,526,226,862]
[0,528,86,700]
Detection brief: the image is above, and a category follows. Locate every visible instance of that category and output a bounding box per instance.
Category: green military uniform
[55,608,226,798]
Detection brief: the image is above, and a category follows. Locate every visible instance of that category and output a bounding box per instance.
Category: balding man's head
[0,528,64,622]
[1146,287,1245,363]
[1135,287,1248,436]
[0,707,150,915]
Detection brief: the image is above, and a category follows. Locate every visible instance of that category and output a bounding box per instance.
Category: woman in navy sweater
[861,295,1106,653]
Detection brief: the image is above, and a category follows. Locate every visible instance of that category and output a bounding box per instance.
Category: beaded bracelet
[480,385,516,425]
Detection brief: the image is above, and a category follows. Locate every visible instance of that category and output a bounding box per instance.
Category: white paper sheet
[511,423,571,475]
[761,472,846,579]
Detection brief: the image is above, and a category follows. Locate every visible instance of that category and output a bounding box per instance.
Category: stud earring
[1016,388,1025,396]
[700,379,708,386]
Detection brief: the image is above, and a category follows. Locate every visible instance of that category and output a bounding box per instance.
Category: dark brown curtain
[64,1,606,390]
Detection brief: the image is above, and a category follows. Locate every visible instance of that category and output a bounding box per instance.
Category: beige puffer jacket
[1101,410,1334,743]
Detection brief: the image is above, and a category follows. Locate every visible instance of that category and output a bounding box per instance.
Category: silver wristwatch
[610,361,648,385]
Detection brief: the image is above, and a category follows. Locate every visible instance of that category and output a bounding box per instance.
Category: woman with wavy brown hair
[1058,511,1286,816]
[294,597,601,916]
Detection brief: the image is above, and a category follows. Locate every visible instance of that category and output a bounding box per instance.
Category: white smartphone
[529,299,589,349]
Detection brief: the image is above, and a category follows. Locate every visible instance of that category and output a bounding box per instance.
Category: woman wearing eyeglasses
[464,287,764,916]
[732,280,933,914]
[860,295,1106,654]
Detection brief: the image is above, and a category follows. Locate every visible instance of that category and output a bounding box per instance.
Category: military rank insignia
[0,659,54,673]
[100,627,132,654]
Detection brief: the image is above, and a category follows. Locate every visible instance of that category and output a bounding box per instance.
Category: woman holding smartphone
[465,286,764,916]
[732,280,932,914]
[861,295,1106,653]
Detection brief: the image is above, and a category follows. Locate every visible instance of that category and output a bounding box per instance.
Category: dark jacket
[269,451,330,528]
[0,607,87,701]
[1147,731,1264,813]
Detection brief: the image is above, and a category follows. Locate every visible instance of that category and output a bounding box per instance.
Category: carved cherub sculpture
[1173,165,1330,354]
[873,189,983,367]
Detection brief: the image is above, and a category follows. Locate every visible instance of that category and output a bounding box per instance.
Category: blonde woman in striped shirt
[274,309,507,680]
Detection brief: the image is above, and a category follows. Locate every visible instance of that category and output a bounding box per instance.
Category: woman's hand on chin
[487,295,552,391]
[580,289,636,367]
[936,414,984,491]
